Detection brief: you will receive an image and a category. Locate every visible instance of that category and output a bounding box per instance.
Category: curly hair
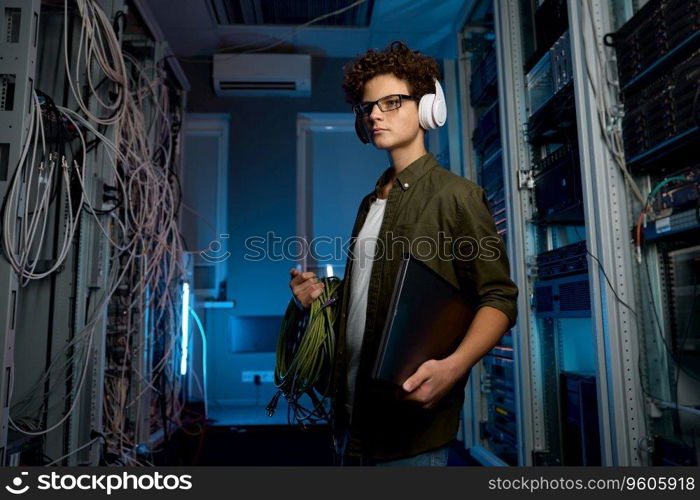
[342,41,441,106]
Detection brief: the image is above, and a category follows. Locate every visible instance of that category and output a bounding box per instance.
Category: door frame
[296,112,356,274]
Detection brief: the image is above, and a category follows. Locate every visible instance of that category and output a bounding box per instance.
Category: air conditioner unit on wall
[212,53,311,97]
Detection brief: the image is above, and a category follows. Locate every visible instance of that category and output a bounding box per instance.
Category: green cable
[648,175,687,202]
[267,276,342,427]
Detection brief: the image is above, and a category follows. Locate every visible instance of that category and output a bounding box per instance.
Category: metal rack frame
[491,0,646,465]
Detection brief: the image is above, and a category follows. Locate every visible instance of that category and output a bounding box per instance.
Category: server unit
[535,273,591,318]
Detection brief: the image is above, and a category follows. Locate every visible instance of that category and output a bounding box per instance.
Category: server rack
[0,0,189,466]
[610,0,700,466]
[486,0,647,465]
[457,0,520,465]
[0,0,42,467]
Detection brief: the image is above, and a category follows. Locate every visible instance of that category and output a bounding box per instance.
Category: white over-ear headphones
[418,79,447,130]
[354,78,448,144]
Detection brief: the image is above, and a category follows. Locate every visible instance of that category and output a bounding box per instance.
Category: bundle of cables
[267,276,342,427]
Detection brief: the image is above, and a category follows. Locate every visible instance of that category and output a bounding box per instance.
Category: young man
[289,41,518,466]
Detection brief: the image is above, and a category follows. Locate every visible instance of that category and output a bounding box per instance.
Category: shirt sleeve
[452,186,519,329]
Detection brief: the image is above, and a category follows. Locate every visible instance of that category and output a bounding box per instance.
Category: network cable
[268,276,342,427]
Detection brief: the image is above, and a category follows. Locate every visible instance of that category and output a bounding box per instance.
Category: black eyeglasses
[353,94,417,117]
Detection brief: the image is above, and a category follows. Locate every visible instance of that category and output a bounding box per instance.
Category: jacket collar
[371,152,438,202]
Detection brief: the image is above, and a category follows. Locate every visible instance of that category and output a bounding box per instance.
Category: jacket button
[403,182,409,188]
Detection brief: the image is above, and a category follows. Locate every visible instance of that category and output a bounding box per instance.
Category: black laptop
[372,254,475,387]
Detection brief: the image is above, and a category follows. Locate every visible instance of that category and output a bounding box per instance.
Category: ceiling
[209,0,376,27]
[142,0,475,60]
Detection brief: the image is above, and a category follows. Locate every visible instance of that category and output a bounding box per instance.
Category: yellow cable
[268,276,342,425]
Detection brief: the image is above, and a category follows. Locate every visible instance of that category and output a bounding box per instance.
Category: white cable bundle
[1,92,84,284]
[580,0,644,205]
[7,1,188,465]
[64,0,128,125]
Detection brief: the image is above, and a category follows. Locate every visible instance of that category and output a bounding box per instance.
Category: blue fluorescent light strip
[180,282,190,375]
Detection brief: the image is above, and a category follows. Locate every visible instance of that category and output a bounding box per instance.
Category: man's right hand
[289,268,325,310]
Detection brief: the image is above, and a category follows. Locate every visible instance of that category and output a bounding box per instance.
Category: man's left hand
[399,358,462,409]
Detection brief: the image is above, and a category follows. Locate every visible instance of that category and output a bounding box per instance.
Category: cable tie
[320,296,337,309]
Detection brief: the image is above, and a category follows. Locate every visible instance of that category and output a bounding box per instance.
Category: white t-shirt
[344,196,387,422]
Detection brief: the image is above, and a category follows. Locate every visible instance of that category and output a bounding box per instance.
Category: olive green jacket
[329,152,518,461]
